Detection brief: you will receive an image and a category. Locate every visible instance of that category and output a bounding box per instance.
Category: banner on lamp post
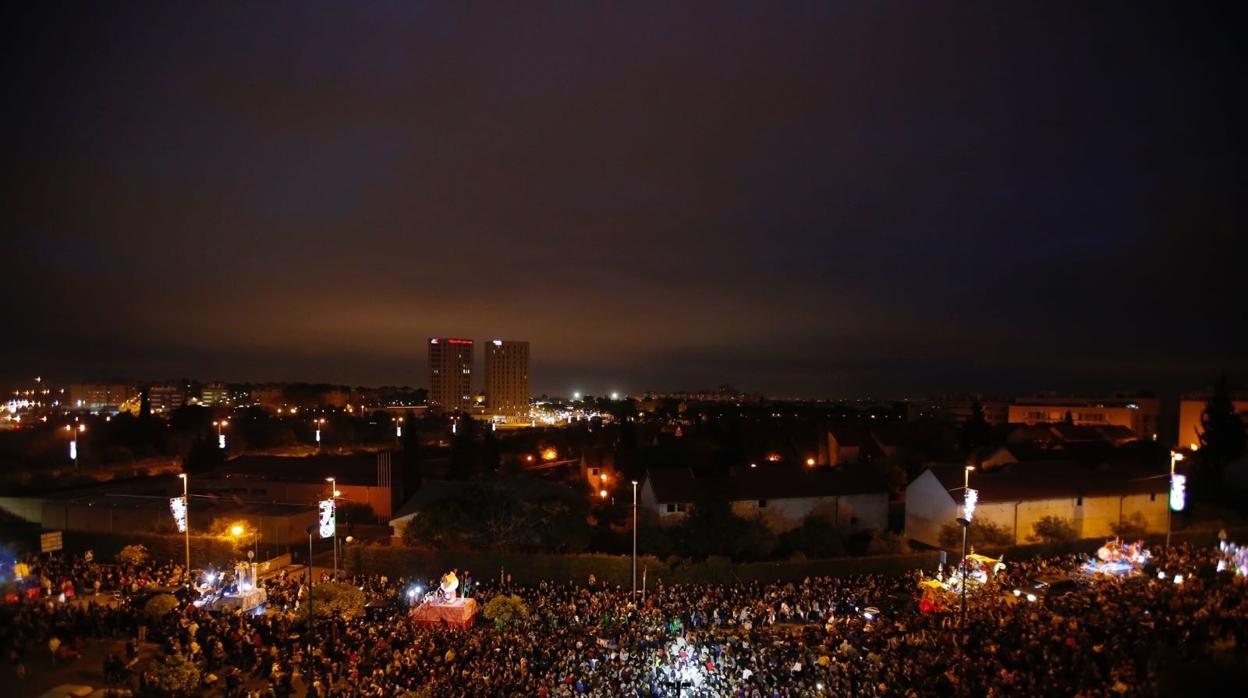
[169,496,188,533]
[1170,474,1186,512]
[319,499,336,538]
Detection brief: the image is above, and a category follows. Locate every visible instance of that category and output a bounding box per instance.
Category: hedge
[345,545,942,586]
[60,530,241,568]
[346,526,1248,586]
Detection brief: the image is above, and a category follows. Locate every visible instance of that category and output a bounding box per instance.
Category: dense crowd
[3,542,1247,697]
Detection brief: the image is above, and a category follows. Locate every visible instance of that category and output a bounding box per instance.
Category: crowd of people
[3,541,1247,697]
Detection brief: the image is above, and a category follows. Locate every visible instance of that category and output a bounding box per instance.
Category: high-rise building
[428,338,474,412]
[484,339,530,415]
[70,383,136,411]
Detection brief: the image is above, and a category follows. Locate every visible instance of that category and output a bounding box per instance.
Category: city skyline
[3,1,1245,398]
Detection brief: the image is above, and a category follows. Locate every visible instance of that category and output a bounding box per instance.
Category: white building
[639,464,889,533]
[905,461,1168,548]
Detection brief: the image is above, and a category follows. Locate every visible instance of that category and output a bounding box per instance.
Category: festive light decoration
[1170,473,1187,512]
[169,496,188,533]
[318,498,336,539]
[963,488,978,521]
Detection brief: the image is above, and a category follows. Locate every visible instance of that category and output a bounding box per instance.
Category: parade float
[946,552,1006,592]
[1082,537,1151,577]
[197,561,267,614]
[410,569,480,628]
[1217,540,1248,579]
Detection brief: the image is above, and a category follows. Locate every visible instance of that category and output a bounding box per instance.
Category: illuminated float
[947,551,1006,592]
[1217,540,1248,579]
[1082,537,1151,577]
[410,569,479,628]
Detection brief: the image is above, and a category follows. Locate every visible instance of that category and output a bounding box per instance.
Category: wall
[0,496,45,524]
[904,470,957,547]
[973,492,1167,544]
[194,478,393,519]
[1008,402,1159,437]
[1177,399,1248,449]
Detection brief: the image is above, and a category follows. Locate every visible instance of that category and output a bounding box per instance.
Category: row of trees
[936,511,1154,550]
[631,495,910,562]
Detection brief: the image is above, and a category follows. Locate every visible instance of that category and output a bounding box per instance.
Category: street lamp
[326,477,338,578]
[178,473,190,585]
[631,480,639,599]
[958,465,974,653]
[305,524,316,635]
[1167,451,1185,548]
[315,418,326,449]
[65,422,85,467]
[213,420,229,449]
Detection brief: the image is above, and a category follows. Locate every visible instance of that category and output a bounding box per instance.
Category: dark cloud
[4,1,1245,397]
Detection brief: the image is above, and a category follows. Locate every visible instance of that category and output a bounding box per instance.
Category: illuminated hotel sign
[319,499,336,538]
[1170,474,1187,512]
[169,496,188,532]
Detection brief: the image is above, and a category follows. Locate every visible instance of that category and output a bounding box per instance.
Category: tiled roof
[645,463,888,504]
[925,459,1166,503]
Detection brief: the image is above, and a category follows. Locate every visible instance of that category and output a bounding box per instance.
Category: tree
[139,653,200,698]
[482,594,529,629]
[1030,515,1078,543]
[144,593,179,621]
[866,530,911,555]
[675,494,739,559]
[1196,375,1248,503]
[938,520,1014,549]
[307,581,365,621]
[1109,512,1148,539]
[402,412,423,491]
[777,515,845,558]
[960,399,991,454]
[139,387,152,420]
[117,544,149,566]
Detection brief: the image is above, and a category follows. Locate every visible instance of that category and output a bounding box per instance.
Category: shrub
[1030,516,1078,543]
[118,544,150,566]
[307,581,366,622]
[144,593,179,620]
[1109,512,1149,539]
[482,594,529,629]
[139,652,200,697]
[777,515,845,558]
[938,520,1015,549]
[866,530,910,555]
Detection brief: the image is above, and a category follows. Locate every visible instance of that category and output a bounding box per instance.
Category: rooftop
[923,459,1166,503]
[645,462,889,504]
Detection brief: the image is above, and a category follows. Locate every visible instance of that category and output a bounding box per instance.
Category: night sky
[4,1,1245,398]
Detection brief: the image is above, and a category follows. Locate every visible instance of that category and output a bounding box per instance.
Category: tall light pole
[631,480,639,600]
[178,473,190,585]
[66,422,85,467]
[958,465,974,652]
[305,524,316,635]
[326,477,338,578]
[1166,451,1184,548]
[315,418,325,450]
[213,419,229,449]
